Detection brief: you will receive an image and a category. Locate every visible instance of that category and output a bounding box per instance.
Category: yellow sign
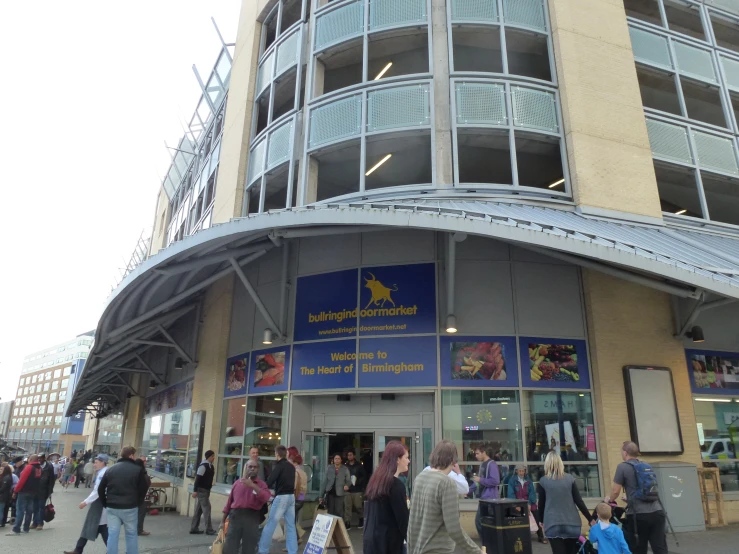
[515,538,523,553]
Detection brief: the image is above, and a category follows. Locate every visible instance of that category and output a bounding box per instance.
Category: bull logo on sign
[363,272,398,309]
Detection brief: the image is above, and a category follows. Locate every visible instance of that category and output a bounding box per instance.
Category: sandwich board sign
[303,514,354,554]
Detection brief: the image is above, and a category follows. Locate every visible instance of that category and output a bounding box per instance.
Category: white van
[701,437,737,460]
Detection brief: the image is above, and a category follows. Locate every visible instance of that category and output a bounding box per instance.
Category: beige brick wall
[211,0,273,224]
[178,275,235,515]
[149,189,170,257]
[582,270,702,495]
[547,0,662,219]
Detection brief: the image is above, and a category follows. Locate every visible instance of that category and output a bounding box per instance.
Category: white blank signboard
[624,366,684,454]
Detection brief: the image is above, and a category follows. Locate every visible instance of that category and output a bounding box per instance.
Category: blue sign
[358,263,436,336]
[686,349,739,394]
[294,269,358,341]
[518,338,590,389]
[358,336,438,388]
[440,336,518,387]
[292,340,357,391]
[250,347,290,393]
[224,353,249,398]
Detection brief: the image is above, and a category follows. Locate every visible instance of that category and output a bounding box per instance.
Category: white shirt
[84,466,108,525]
[423,466,469,495]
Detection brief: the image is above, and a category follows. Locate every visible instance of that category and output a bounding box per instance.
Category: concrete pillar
[581,269,701,494]
[179,275,236,515]
[547,0,662,220]
[211,0,271,224]
[121,396,146,450]
[431,0,454,185]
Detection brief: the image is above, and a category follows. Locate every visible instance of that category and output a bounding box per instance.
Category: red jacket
[16,462,42,495]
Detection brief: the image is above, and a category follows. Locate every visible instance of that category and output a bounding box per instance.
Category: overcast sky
[0,0,241,403]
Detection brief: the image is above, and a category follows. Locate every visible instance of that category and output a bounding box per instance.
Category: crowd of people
[210,438,666,554]
[0,438,667,554]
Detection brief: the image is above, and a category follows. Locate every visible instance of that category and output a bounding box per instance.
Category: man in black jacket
[344,451,367,529]
[257,445,297,554]
[190,450,216,535]
[98,446,149,554]
[32,453,55,530]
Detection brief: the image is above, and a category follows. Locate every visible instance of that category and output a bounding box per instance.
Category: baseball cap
[95,454,109,463]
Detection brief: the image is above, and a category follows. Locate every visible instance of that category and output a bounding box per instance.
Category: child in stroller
[578,502,628,554]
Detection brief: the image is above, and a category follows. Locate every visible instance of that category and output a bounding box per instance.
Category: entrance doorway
[303,429,420,500]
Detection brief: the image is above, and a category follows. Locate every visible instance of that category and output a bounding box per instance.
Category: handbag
[211,527,225,554]
[44,496,56,522]
[529,512,538,533]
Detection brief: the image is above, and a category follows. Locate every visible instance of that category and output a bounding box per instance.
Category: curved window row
[244,0,566,211]
[645,115,739,226]
[626,3,739,229]
[453,79,565,192]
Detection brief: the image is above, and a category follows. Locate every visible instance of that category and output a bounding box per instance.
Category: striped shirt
[408,469,480,554]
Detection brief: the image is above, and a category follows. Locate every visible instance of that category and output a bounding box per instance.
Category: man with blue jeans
[7,454,42,536]
[98,446,149,554]
[258,445,298,554]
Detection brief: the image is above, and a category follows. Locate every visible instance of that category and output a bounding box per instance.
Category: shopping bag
[211,527,225,554]
[44,496,56,522]
[529,512,538,533]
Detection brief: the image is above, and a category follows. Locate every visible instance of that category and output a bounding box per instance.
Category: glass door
[375,430,419,498]
[302,431,330,499]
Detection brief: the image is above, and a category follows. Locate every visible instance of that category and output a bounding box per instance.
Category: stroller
[578,502,627,554]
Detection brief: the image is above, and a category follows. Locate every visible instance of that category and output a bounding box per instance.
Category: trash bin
[479,498,532,554]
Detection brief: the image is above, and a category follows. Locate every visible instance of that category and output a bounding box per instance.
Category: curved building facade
[71,0,739,533]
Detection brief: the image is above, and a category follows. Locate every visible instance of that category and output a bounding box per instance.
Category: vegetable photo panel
[519,337,590,389]
[440,336,519,387]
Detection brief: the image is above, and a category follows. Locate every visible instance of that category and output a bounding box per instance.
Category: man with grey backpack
[607,441,667,554]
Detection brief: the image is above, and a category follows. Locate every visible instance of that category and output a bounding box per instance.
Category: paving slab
[1,486,736,553]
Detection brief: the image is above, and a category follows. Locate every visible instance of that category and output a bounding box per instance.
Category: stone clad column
[547,0,662,220]
[581,269,702,490]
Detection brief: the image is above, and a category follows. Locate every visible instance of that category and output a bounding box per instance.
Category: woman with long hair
[287,446,308,543]
[363,441,410,554]
[536,452,592,554]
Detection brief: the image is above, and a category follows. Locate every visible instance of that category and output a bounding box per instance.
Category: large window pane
[694,397,739,492]
[681,78,727,128]
[623,0,662,27]
[441,390,523,465]
[664,1,705,41]
[220,398,246,456]
[452,27,503,73]
[457,130,513,185]
[365,133,432,190]
[655,162,703,217]
[527,463,601,497]
[636,66,682,116]
[243,395,287,458]
[522,391,597,462]
[701,171,739,226]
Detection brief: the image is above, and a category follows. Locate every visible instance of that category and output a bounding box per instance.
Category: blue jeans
[12,493,34,533]
[258,494,298,554]
[106,507,139,554]
[32,497,46,527]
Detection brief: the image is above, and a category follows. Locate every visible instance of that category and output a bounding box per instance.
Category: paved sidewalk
[1,486,736,553]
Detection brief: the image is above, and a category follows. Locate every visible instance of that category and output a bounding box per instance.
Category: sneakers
[6,531,21,536]
[190,530,204,534]
[139,531,151,536]
[35,526,44,531]
[29,524,37,530]
[205,530,217,536]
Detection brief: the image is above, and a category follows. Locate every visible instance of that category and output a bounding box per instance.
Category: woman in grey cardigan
[536,452,592,554]
[319,454,351,520]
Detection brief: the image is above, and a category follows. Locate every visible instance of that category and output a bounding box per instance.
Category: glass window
[61,378,69,388]
[45,371,51,381]
[54,416,62,425]
[39,405,45,415]
[442,389,523,466]
[57,403,64,412]
[243,395,286,455]
[41,394,47,403]
[32,406,38,415]
[694,396,739,492]
[34,395,40,404]
[29,385,35,394]
[63,366,71,377]
[52,380,59,390]
[43,382,50,392]
[54,369,61,378]
[220,398,246,457]
[140,409,191,485]
[50,392,57,402]
[522,391,597,462]
[59,390,67,400]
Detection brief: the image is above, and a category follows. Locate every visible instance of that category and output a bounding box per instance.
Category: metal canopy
[68,199,739,414]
